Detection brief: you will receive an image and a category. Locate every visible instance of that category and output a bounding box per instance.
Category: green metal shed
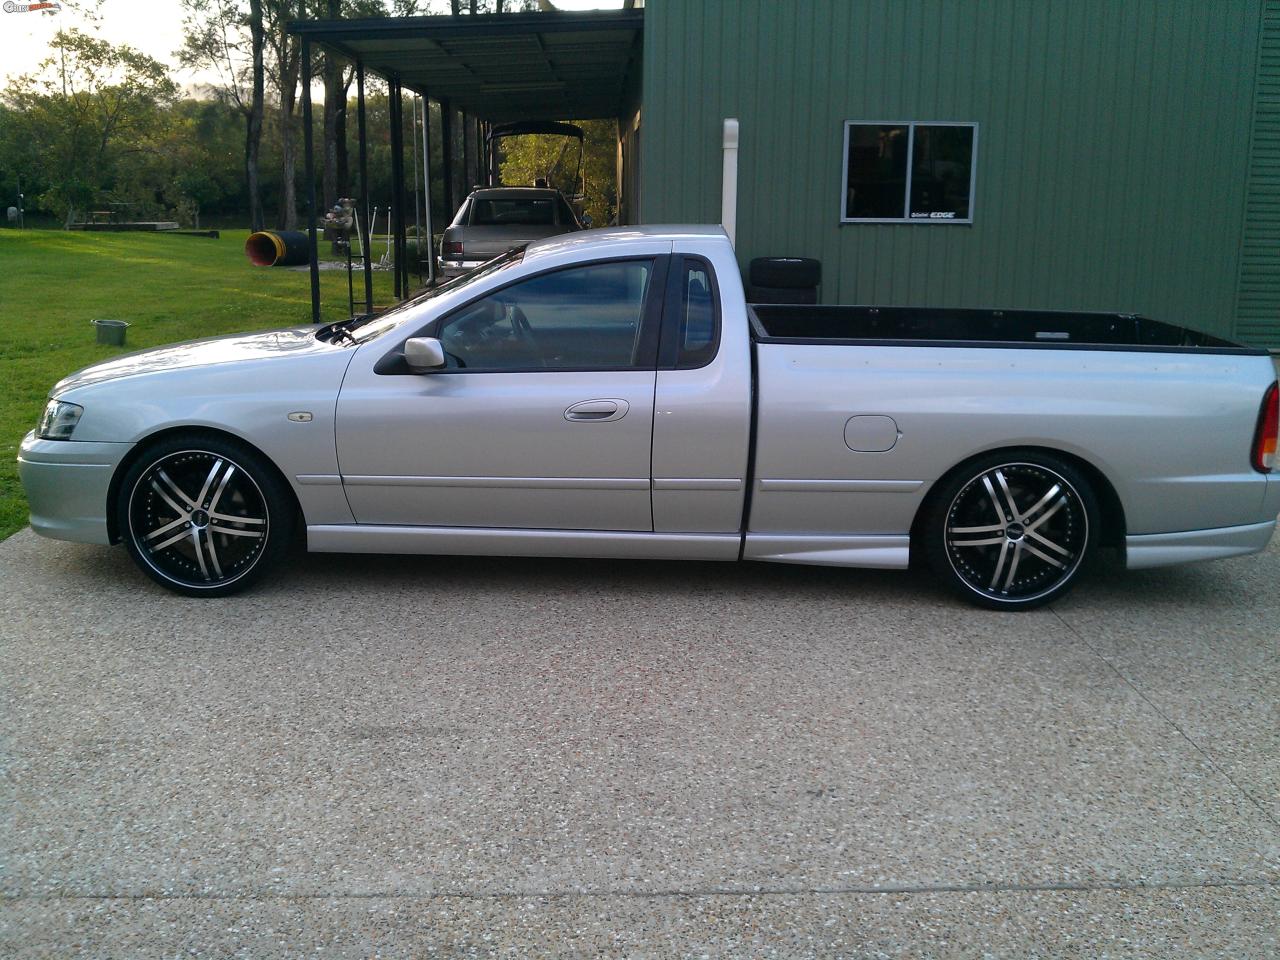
[638,0,1280,348]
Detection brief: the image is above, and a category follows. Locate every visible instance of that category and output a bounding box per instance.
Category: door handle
[564,399,628,422]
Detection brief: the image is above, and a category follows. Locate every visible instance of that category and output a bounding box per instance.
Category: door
[336,257,665,531]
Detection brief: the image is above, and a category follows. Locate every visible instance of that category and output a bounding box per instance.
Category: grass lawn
[0,229,398,540]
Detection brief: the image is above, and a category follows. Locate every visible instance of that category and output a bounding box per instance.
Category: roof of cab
[467,187,566,201]
[522,224,730,262]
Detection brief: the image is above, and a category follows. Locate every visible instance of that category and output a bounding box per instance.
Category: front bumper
[17,431,133,545]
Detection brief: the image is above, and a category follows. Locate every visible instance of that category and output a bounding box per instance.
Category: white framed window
[841,121,978,224]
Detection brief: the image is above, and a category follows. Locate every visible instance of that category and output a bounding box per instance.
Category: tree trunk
[276,8,301,231]
[335,75,349,199]
[246,0,266,232]
[321,0,342,210]
[279,92,297,230]
[449,0,459,14]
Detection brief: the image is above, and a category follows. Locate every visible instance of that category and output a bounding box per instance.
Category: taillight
[1253,381,1278,473]
[444,241,464,258]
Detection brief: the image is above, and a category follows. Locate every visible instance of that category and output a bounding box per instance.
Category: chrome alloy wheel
[127,450,269,589]
[943,462,1088,605]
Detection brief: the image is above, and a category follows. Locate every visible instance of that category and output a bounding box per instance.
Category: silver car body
[18,226,1280,573]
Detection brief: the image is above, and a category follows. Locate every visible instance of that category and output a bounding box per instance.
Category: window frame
[839,120,979,225]
[377,255,671,376]
[657,254,722,370]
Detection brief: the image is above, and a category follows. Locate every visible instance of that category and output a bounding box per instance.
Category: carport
[288,7,644,323]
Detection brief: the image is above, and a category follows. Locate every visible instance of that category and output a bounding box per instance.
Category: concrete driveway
[2,526,1277,958]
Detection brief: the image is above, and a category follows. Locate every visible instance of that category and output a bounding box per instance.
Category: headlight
[36,399,84,440]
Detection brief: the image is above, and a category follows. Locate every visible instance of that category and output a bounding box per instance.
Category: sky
[0,0,624,90]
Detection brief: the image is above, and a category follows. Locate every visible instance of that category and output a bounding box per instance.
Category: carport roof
[289,9,643,122]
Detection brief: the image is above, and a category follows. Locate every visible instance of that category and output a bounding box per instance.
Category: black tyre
[745,284,818,305]
[748,256,822,289]
[922,451,1099,610]
[116,433,294,597]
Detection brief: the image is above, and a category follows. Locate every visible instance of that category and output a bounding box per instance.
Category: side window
[674,258,719,368]
[437,260,654,371]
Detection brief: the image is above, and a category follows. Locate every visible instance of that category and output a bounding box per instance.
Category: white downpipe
[721,118,739,248]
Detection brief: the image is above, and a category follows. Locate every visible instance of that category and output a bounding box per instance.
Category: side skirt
[743,534,911,569]
[306,524,741,561]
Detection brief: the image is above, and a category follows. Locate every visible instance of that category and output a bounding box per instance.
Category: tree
[1,29,177,226]
[179,0,267,230]
[263,0,305,230]
[320,0,391,211]
[498,119,617,227]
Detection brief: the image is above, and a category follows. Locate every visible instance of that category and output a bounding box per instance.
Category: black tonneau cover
[749,304,1264,355]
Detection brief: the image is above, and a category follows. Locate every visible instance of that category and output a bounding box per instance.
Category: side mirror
[404,336,446,372]
[581,214,593,228]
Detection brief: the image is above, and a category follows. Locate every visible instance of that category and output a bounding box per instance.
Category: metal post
[356,61,372,313]
[388,79,404,299]
[411,95,423,284]
[302,38,321,323]
[461,108,472,192]
[440,97,455,219]
[421,94,436,285]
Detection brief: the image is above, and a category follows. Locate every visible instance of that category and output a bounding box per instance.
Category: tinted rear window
[471,199,555,226]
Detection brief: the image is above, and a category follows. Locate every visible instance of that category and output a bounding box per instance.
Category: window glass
[558,196,579,227]
[845,124,909,219]
[909,125,974,220]
[438,260,652,370]
[471,198,555,226]
[349,247,523,343]
[448,199,470,228]
[843,122,976,222]
[678,260,718,366]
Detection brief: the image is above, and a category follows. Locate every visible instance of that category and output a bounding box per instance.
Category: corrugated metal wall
[1236,0,1280,346]
[640,0,1270,344]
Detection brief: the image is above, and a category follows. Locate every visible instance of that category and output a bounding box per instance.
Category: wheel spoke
[1003,542,1024,590]
[209,520,262,538]
[150,479,190,518]
[190,528,210,580]
[1026,497,1066,531]
[149,527,191,553]
[948,522,1004,534]
[1026,528,1070,556]
[209,511,264,526]
[988,538,1011,589]
[1023,542,1066,568]
[144,514,188,542]
[204,529,223,579]
[981,475,1006,522]
[208,464,236,514]
[951,535,1006,547]
[994,470,1022,521]
[156,470,196,510]
[1020,483,1062,526]
[195,459,225,508]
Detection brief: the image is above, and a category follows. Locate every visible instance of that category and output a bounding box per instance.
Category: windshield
[329,247,525,345]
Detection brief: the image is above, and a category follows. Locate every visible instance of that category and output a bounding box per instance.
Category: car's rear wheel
[923,452,1099,610]
[117,434,293,597]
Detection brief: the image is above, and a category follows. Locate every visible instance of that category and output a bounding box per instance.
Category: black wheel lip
[942,460,1089,607]
[126,448,270,592]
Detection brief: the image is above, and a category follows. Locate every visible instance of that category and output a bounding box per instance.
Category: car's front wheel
[923,451,1099,610]
[117,434,294,597]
